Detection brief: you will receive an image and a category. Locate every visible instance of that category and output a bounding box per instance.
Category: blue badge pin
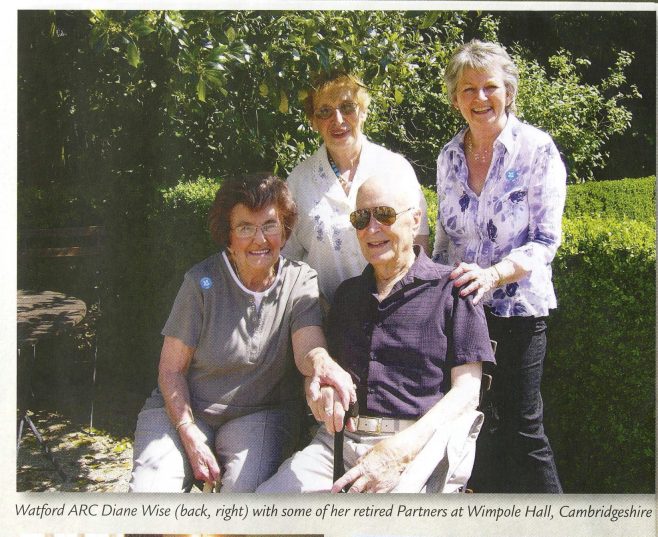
[505,169,519,181]
[200,277,213,289]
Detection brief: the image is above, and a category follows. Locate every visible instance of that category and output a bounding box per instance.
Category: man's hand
[331,433,413,493]
[305,352,356,426]
[306,380,356,434]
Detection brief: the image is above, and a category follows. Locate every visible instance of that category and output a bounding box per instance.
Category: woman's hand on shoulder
[450,262,499,305]
[178,423,221,485]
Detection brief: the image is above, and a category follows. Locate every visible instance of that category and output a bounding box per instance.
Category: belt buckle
[357,416,382,434]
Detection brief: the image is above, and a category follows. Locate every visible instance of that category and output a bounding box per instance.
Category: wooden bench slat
[21,226,104,239]
[18,227,105,260]
[20,246,102,259]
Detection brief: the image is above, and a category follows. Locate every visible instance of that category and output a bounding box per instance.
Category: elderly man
[257,174,495,493]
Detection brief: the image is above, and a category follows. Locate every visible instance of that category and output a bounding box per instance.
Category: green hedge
[546,216,655,492]
[424,178,656,492]
[420,180,656,492]
[564,176,655,223]
[423,176,656,247]
[153,177,220,279]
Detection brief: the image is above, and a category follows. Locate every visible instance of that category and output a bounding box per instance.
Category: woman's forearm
[159,369,195,430]
[491,257,528,287]
[160,368,221,483]
[158,335,196,431]
[292,325,355,413]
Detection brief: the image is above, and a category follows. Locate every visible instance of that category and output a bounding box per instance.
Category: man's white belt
[354,415,416,435]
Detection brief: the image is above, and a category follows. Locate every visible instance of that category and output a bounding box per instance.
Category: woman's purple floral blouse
[432,115,567,318]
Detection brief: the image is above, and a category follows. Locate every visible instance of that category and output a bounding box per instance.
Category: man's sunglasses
[314,101,358,120]
[349,206,413,230]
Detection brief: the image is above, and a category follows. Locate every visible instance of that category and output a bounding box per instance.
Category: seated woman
[129,173,352,492]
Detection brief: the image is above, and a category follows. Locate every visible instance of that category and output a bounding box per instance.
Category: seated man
[257,174,495,493]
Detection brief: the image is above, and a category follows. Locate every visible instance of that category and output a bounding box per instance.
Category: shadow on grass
[16,336,149,492]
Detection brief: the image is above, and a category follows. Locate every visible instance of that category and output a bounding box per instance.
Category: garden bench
[18,226,105,431]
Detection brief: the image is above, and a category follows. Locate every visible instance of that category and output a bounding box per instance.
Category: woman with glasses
[433,40,566,492]
[130,173,353,492]
[283,70,430,305]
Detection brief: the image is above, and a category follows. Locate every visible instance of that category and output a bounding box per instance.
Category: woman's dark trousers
[469,310,562,493]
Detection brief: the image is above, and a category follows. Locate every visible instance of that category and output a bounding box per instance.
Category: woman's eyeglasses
[349,206,413,230]
[232,222,281,239]
[314,101,358,120]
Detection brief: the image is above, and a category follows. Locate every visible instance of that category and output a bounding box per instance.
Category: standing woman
[433,40,566,493]
[283,70,430,304]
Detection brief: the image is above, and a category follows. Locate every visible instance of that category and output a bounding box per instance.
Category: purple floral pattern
[459,192,470,212]
[314,214,324,241]
[433,115,567,317]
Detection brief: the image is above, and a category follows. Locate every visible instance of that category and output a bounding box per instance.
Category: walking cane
[333,401,359,492]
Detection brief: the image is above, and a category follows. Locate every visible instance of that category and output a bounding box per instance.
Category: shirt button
[367,388,375,394]
[370,352,376,361]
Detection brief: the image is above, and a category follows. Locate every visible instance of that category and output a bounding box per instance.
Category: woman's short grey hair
[444,39,519,114]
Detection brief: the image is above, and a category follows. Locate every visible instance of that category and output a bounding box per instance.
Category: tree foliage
[19,10,645,232]
[515,47,640,181]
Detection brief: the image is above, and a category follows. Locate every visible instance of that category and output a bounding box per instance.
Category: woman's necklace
[327,152,353,194]
[465,130,493,163]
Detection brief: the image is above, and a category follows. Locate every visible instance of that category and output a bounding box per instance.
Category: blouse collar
[446,114,520,157]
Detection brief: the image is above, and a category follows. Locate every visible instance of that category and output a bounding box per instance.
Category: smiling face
[453,66,512,133]
[311,83,367,157]
[228,203,283,281]
[354,177,420,272]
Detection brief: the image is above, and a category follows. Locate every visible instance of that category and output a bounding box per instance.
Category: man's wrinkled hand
[305,380,356,434]
[331,434,411,493]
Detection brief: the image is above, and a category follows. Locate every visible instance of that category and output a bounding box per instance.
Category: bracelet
[492,264,506,287]
[175,417,195,431]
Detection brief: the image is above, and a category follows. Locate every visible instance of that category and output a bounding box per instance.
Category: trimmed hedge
[424,180,656,492]
[547,216,655,492]
[563,176,655,223]
[423,176,656,248]
[423,178,656,492]
[153,177,220,279]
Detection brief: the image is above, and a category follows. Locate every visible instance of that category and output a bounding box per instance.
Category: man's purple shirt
[328,248,496,419]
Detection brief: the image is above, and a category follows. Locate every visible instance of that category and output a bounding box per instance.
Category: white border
[3,3,656,537]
